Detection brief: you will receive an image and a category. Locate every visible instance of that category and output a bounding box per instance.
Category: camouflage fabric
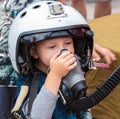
[0,0,28,86]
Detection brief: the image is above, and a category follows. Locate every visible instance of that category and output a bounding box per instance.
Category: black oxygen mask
[60,49,87,100]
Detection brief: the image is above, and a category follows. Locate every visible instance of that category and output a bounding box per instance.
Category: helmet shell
[8,1,92,74]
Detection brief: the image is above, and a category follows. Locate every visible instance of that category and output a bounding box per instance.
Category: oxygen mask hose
[67,65,120,112]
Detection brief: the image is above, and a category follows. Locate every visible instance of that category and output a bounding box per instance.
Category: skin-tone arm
[94,0,111,19]
[70,0,87,19]
[92,43,116,64]
[11,85,29,113]
[44,50,77,95]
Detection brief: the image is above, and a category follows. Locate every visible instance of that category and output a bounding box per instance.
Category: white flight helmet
[8,1,93,75]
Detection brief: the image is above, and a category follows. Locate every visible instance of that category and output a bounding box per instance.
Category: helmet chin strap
[11,71,40,118]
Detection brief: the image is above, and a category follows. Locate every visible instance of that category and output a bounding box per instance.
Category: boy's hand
[49,50,77,78]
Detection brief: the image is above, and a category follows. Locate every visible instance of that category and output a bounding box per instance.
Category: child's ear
[30,46,38,59]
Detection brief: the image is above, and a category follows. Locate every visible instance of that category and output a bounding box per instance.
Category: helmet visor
[69,28,86,37]
[21,27,88,44]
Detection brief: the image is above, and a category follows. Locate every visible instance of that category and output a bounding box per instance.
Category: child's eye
[48,45,56,49]
[65,42,72,45]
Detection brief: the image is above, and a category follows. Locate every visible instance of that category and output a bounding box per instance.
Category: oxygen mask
[59,49,87,102]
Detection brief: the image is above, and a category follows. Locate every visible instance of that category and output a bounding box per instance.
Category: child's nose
[59,46,67,51]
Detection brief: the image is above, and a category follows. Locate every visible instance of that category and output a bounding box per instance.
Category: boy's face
[30,37,74,72]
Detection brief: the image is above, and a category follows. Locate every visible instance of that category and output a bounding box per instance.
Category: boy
[8,1,116,119]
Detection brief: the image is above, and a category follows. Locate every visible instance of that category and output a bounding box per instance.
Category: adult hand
[92,43,116,64]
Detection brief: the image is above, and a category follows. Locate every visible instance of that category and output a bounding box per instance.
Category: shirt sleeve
[23,86,58,119]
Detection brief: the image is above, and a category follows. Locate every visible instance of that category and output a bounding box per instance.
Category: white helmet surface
[8,1,93,74]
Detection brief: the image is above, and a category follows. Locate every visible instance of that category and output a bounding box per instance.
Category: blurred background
[86,0,120,20]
